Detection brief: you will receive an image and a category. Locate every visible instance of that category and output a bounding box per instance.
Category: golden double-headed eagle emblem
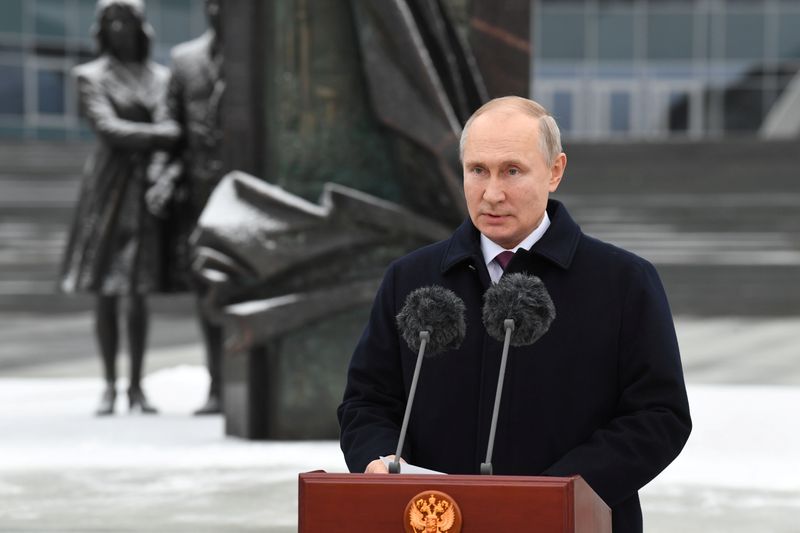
[404,491,462,533]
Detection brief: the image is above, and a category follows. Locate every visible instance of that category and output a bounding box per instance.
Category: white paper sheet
[379,456,444,475]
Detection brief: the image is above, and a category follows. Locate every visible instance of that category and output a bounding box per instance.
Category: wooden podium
[299,472,610,532]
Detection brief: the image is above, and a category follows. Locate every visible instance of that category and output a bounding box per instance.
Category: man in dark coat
[337,96,692,533]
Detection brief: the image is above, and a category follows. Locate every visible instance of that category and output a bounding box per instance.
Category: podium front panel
[299,472,610,533]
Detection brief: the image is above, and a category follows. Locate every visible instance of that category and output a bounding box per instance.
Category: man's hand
[364,455,405,473]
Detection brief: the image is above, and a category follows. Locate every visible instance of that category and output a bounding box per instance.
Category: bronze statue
[59,0,179,415]
[147,0,226,415]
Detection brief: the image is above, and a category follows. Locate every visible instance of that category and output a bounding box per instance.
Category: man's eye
[471,167,485,175]
[508,167,520,176]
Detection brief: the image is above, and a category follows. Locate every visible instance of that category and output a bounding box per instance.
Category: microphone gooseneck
[390,286,466,473]
[480,273,556,475]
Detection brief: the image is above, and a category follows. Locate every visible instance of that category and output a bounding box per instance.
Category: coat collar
[440,199,581,274]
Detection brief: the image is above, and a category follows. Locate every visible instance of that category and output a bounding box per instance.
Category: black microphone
[390,285,466,473]
[480,273,556,475]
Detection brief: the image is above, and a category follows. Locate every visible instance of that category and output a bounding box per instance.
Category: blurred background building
[525,0,800,317]
[0,0,205,140]
[5,0,799,142]
[532,0,800,139]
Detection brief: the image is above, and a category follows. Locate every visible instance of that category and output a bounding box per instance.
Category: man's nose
[482,176,505,203]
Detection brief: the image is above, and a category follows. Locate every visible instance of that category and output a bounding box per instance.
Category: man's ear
[549,152,567,192]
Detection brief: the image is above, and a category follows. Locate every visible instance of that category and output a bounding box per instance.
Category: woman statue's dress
[60,56,179,295]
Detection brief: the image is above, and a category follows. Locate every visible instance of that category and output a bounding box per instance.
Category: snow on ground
[650,384,800,492]
[0,366,347,473]
[638,384,800,532]
[2,366,798,489]
[1,366,799,531]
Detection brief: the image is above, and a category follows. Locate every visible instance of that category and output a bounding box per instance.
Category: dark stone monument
[469,0,531,98]
[192,171,450,438]
[206,0,519,439]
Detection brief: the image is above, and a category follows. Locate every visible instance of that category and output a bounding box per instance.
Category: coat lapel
[440,199,582,281]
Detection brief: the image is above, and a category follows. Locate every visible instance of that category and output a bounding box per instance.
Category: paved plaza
[0,311,798,532]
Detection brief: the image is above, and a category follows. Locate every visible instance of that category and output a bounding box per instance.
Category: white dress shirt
[480,211,551,284]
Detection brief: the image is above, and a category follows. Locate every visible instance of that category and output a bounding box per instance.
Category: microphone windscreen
[482,273,556,346]
[396,286,466,356]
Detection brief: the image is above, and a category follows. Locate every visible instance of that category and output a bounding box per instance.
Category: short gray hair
[459,96,563,166]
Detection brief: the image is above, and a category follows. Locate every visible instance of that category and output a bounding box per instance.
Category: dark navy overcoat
[338,199,692,533]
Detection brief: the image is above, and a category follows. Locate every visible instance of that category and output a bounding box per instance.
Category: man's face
[462,109,566,249]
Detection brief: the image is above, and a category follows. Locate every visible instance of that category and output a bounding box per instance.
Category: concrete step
[2,141,799,316]
[560,192,800,315]
[0,141,91,176]
[659,264,800,316]
[0,300,199,371]
[561,139,800,194]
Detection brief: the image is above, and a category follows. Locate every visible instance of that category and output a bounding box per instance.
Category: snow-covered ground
[641,384,800,532]
[0,366,347,472]
[1,365,798,531]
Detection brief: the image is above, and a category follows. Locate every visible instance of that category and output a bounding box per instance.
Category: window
[552,91,573,132]
[0,0,24,35]
[723,87,765,131]
[538,7,585,60]
[647,11,694,60]
[35,0,68,38]
[37,68,66,115]
[609,92,631,133]
[0,64,24,115]
[777,12,800,60]
[668,91,690,132]
[598,11,634,61]
[724,11,765,61]
[77,0,97,44]
[157,0,195,46]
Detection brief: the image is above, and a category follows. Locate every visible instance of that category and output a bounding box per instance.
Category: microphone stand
[481,318,514,475]
[389,329,430,474]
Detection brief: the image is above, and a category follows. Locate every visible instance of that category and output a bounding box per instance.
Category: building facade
[0,0,205,140]
[532,0,800,139]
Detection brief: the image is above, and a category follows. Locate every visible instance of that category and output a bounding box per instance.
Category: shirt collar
[440,199,581,274]
[480,211,551,268]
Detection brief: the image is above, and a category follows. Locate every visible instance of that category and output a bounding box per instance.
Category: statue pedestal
[221,303,371,440]
[222,343,275,440]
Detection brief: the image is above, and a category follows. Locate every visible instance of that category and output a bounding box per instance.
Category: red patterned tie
[494,251,515,271]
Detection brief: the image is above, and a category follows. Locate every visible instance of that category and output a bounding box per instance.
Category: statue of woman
[59,0,180,415]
